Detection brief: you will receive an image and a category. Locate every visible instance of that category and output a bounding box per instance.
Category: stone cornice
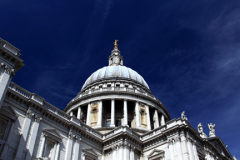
[0,45,24,72]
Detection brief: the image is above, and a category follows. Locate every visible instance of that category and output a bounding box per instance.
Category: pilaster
[65,131,74,160]
[55,142,60,160]
[168,139,175,160]
[73,136,81,160]
[15,110,34,160]
[0,63,15,108]
[175,136,183,160]
[130,147,135,160]
[0,119,15,160]
[25,115,42,160]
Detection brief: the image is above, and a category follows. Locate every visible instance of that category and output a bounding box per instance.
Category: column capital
[34,115,42,123]
[1,64,15,77]
[111,98,115,100]
[26,110,34,118]
[68,131,74,139]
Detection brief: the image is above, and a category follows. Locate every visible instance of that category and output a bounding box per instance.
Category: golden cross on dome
[114,40,119,49]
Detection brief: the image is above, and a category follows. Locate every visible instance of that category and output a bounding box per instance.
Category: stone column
[86,103,91,126]
[15,111,33,160]
[70,111,73,116]
[97,100,103,127]
[0,65,14,109]
[25,115,42,160]
[77,106,81,119]
[110,99,115,127]
[145,105,151,130]
[161,114,165,126]
[154,110,159,129]
[73,138,80,160]
[124,99,128,126]
[55,143,61,160]
[135,102,140,128]
[65,133,73,160]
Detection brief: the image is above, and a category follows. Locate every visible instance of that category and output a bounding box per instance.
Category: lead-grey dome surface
[82,66,149,90]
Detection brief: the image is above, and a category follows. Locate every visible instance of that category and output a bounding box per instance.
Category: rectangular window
[105,120,111,127]
[116,120,121,127]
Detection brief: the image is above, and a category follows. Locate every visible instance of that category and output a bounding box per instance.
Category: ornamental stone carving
[68,131,74,139]
[0,62,15,77]
[4,67,15,76]
[208,123,216,137]
[26,110,34,118]
[181,111,188,120]
[34,114,42,122]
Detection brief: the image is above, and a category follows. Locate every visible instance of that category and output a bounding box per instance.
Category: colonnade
[70,99,166,130]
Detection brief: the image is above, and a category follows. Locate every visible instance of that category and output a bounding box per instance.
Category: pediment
[43,129,62,142]
[148,149,165,159]
[208,137,232,159]
[83,148,99,157]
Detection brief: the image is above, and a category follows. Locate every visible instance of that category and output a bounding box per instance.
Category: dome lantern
[108,40,123,66]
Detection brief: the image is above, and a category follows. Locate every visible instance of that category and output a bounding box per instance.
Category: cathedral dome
[81,65,149,90]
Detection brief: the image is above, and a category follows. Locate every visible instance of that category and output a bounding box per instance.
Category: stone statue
[198,123,207,138]
[198,123,203,133]
[208,123,216,137]
[181,111,188,120]
[233,156,238,160]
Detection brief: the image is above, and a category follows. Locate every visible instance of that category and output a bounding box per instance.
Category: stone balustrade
[9,82,31,98]
[8,82,103,139]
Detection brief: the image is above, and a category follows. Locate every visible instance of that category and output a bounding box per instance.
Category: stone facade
[0,38,235,160]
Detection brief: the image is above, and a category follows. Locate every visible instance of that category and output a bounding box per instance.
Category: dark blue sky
[1,0,239,157]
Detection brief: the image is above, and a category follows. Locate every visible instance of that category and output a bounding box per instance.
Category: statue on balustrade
[181,111,188,121]
[208,123,216,137]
